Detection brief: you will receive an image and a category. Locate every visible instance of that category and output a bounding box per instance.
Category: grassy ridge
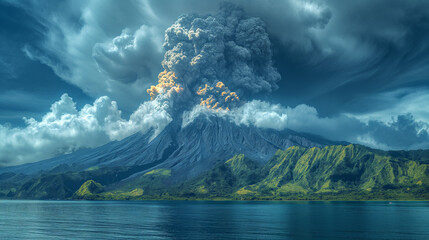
[234,144,429,200]
[1,144,429,200]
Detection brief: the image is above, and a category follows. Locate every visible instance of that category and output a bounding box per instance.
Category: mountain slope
[72,180,104,199]
[0,116,334,183]
[8,115,428,201]
[174,154,264,197]
[2,144,429,200]
[79,145,429,201]
[236,144,429,199]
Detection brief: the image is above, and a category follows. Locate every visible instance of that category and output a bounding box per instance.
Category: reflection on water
[1,200,429,239]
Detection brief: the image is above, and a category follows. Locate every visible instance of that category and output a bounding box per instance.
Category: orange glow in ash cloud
[147,70,183,100]
[197,81,239,110]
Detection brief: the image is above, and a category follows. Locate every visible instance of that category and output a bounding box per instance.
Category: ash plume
[148,3,280,111]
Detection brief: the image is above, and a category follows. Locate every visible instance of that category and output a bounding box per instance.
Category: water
[0,200,428,239]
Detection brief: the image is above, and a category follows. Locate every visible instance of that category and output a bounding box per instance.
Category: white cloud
[182,100,287,130]
[0,94,172,166]
[229,101,288,130]
[183,101,429,150]
[281,104,429,150]
[1,94,428,167]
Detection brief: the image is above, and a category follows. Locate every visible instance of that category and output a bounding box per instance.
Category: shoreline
[1,197,428,202]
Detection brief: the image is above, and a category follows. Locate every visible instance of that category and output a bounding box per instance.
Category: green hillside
[1,144,429,200]
[174,154,263,198]
[73,180,104,199]
[236,145,429,200]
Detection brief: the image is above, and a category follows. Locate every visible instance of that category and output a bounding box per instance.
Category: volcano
[2,116,429,201]
[0,116,338,182]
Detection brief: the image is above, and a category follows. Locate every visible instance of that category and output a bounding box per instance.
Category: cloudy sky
[1,0,429,167]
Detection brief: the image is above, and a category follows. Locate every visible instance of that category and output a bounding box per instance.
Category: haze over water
[1,200,428,239]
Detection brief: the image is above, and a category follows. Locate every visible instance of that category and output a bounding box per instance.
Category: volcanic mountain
[0,116,337,182]
[2,116,429,200]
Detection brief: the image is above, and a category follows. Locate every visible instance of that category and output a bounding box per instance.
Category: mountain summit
[1,116,429,200]
[0,116,335,182]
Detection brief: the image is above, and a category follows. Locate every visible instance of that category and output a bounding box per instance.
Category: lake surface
[0,200,428,239]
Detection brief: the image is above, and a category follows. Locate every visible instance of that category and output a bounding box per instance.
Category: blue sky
[1,0,429,166]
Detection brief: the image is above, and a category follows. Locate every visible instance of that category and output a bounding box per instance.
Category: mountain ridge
[0,116,337,181]
[1,144,429,200]
[1,116,428,200]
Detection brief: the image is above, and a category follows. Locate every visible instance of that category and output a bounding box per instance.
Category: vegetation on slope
[1,144,429,200]
[72,180,104,199]
[173,154,263,198]
[0,162,166,199]
[236,145,429,200]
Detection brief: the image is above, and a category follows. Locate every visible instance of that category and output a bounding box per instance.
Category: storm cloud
[1,1,429,166]
[8,0,429,117]
[93,25,163,84]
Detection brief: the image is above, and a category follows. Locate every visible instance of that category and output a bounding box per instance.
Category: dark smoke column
[151,3,281,112]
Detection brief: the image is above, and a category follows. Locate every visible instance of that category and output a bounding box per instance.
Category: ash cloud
[160,3,280,107]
